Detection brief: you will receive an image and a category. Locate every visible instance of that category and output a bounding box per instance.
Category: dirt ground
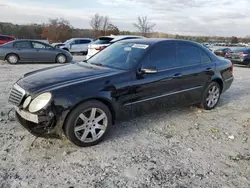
[0,59,249,188]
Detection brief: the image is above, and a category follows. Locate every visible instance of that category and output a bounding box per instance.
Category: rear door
[31,41,56,62]
[176,42,215,103]
[13,41,34,61]
[78,39,92,52]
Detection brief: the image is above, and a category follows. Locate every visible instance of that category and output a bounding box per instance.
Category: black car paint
[0,40,73,63]
[12,39,233,137]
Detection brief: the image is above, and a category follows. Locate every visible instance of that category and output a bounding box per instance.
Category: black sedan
[0,40,73,64]
[9,39,234,147]
[214,48,232,57]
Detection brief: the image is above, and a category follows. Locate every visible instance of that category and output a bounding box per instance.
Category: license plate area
[15,106,38,123]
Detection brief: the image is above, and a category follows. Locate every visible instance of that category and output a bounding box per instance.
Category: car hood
[17,62,119,94]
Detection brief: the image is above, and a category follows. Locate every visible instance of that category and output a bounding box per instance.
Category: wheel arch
[211,77,223,92]
[5,53,20,61]
[62,97,116,130]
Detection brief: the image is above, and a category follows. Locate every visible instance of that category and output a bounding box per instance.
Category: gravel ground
[0,58,249,188]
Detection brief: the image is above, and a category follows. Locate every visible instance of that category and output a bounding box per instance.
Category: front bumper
[15,107,61,138]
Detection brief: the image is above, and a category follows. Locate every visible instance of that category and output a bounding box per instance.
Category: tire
[6,54,19,64]
[63,100,112,147]
[246,63,250,68]
[200,82,221,110]
[56,54,67,64]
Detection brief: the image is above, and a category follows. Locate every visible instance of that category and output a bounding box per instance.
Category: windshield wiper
[91,63,105,67]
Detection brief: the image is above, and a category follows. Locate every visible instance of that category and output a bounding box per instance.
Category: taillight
[240,52,248,57]
[95,46,106,51]
[229,63,233,73]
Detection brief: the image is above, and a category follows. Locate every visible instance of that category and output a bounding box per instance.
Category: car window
[0,36,5,40]
[142,43,177,70]
[178,43,201,66]
[199,49,211,63]
[13,41,32,48]
[79,40,91,44]
[32,42,46,49]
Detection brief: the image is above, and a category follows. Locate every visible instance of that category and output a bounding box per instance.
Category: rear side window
[79,40,91,44]
[142,43,177,70]
[178,43,201,66]
[14,41,32,48]
[0,36,5,40]
[199,49,211,63]
[93,37,113,44]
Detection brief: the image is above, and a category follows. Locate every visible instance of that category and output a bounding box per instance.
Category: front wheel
[200,82,221,110]
[63,100,112,147]
[56,54,67,64]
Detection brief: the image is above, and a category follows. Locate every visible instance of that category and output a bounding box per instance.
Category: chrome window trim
[124,86,203,106]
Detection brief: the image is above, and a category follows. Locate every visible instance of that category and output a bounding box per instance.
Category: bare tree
[133,15,156,37]
[90,14,103,37]
[102,16,110,35]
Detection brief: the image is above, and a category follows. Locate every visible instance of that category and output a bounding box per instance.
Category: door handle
[205,68,212,72]
[173,73,182,78]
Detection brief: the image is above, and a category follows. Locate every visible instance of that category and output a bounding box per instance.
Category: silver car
[0,40,73,64]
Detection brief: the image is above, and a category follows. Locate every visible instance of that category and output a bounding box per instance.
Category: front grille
[8,84,25,106]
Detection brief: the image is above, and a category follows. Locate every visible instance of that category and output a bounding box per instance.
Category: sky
[0,0,250,37]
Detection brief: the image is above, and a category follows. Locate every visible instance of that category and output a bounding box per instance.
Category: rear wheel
[200,82,221,110]
[246,62,250,68]
[56,54,67,64]
[6,54,19,64]
[63,100,112,147]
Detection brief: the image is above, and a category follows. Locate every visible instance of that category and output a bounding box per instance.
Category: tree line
[0,14,249,44]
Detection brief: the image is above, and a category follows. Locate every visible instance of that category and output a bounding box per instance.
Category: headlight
[23,96,31,108]
[29,93,52,113]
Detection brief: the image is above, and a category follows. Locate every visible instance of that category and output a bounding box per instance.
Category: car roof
[0,34,15,38]
[116,38,203,46]
[70,38,93,40]
[98,35,145,41]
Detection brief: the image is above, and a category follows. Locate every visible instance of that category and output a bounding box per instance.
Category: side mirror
[140,67,157,74]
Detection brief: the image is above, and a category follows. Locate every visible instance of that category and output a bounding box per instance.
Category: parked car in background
[51,42,64,48]
[225,48,250,68]
[59,38,93,54]
[214,48,232,57]
[0,34,15,45]
[0,40,72,64]
[86,35,145,59]
[9,39,233,147]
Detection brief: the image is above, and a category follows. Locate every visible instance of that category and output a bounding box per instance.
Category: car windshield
[64,39,73,45]
[86,42,150,70]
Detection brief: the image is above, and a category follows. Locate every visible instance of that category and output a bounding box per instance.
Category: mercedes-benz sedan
[9,39,234,147]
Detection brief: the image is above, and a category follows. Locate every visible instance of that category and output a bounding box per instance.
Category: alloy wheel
[74,108,108,143]
[8,55,18,64]
[206,85,220,108]
[58,55,66,63]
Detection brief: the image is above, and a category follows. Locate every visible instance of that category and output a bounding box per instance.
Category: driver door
[128,42,185,107]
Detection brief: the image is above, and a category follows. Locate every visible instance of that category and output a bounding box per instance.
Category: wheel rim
[9,55,18,64]
[206,85,220,108]
[58,55,66,63]
[74,108,108,143]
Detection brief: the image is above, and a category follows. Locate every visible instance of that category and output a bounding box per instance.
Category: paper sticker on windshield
[132,44,149,49]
